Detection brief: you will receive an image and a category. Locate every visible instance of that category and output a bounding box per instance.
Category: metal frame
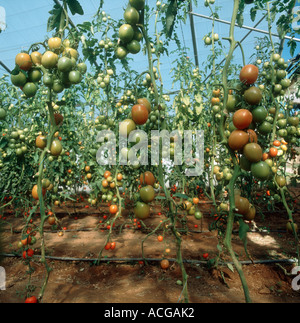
[188,9,300,69]
[190,12,300,42]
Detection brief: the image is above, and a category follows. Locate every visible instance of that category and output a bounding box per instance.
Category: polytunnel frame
[188,2,300,73]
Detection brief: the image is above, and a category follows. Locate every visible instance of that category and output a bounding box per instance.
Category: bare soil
[0,193,299,303]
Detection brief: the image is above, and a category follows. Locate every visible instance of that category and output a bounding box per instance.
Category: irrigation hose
[1,226,294,235]
[0,253,297,266]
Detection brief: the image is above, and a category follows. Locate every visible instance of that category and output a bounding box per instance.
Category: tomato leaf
[47,5,63,32]
[66,0,84,16]
[173,193,189,200]
[166,0,178,38]
[155,196,166,200]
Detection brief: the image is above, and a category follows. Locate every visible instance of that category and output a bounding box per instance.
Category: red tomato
[233,109,253,130]
[25,296,38,303]
[240,64,259,85]
[131,104,149,125]
[203,253,209,259]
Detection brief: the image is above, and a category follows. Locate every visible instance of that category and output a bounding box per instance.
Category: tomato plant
[0,0,299,305]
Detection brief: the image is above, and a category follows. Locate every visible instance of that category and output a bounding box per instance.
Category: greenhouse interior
[0,0,299,305]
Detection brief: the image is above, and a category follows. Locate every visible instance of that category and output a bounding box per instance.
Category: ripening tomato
[131,104,149,125]
[140,171,156,187]
[244,204,256,221]
[273,140,281,147]
[228,130,249,151]
[244,86,262,105]
[15,53,32,71]
[240,64,259,85]
[137,98,151,113]
[160,259,170,269]
[269,147,278,158]
[119,119,136,137]
[233,109,253,130]
[134,202,150,219]
[262,153,269,161]
[193,197,199,205]
[48,37,62,50]
[109,205,118,214]
[42,51,58,69]
[32,185,46,201]
[275,175,286,188]
[31,51,42,65]
[48,216,56,225]
[226,94,238,112]
[243,143,263,163]
[63,47,79,60]
[104,171,112,179]
[50,139,62,156]
[235,196,250,216]
[247,129,258,143]
[139,185,155,203]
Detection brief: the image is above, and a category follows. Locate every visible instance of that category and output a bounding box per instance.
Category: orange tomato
[212,89,221,97]
[269,147,278,158]
[193,197,199,205]
[21,235,32,246]
[273,140,281,147]
[109,205,118,214]
[157,235,163,242]
[211,97,220,106]
[160,259,170,269]
[102,179,109,188]
[32,185,46,200]
[117,173,123,181]
[15,52,32,71]
[104,171,112,179]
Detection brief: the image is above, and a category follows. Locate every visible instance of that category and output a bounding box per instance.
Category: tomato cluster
[134,171,156,220]
[116,0,144,59]
[11,37,87,98]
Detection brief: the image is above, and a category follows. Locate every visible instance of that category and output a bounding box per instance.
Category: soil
[0,192,299,304]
